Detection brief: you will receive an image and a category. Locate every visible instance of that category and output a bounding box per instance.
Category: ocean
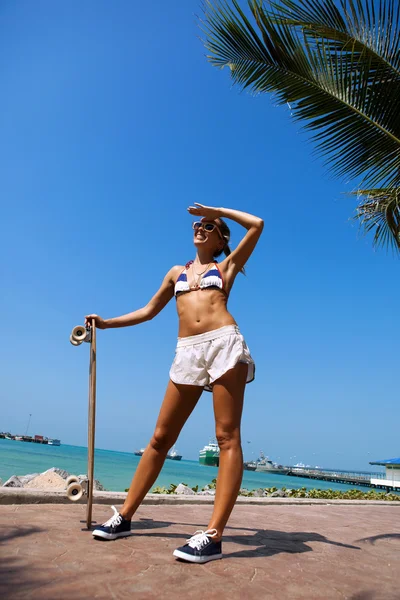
[0,439,378,493]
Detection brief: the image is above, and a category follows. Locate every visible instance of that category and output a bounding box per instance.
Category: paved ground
[1,503,399,599]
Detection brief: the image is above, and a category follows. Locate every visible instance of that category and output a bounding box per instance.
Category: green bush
[151,486,169,494]
[148,481,400,500]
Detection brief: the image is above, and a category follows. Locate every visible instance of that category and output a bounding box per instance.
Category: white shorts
[169,325,255,392]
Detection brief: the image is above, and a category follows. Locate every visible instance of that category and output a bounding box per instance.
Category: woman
[85,203,263,563]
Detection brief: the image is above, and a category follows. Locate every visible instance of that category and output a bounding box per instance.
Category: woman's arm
[188,203,264,274]
[219,207,264,274]
[85,265,181,329]
[218,207,264,231]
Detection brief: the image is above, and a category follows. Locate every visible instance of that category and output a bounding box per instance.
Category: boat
[48,439,61,446]
[134,448,146,456]
[254,451,289,474]
[166,446,182,461]
[199,441,220,467]
[243,461,257,471]
[15,436,24,441]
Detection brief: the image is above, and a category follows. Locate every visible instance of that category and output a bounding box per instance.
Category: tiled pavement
[1,503,399,599]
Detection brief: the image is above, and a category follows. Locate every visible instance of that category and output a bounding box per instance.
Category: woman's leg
[207,362,248,539]
[120,380,203,519]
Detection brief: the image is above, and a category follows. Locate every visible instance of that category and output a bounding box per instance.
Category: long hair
[213,218,245,275]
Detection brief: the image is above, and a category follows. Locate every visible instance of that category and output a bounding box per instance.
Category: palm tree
[202,0,400,250]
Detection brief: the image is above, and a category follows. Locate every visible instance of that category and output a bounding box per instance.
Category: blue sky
[1,0,398,471]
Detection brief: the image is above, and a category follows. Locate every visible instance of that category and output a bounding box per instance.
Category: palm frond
[268,1,400,141]
[202,0,400,189]
[352,187,400,249]
[269,0,400,77]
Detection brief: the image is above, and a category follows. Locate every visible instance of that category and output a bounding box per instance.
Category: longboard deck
[86,320,97,529]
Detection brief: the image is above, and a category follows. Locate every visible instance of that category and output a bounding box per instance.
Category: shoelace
[186,529,218,551]
[102,505,123,528]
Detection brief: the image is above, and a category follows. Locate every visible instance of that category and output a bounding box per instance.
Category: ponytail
[213,221,245,275]
[223,245,231,258]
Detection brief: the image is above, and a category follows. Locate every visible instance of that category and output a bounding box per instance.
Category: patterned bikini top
[174,261,225,297]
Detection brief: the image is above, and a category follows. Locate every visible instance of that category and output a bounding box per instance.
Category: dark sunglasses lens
[203,223,215,232]
[193,222,201,230]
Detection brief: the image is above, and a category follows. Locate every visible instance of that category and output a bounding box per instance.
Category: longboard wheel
[70,334,81,346]
[67,482,84,502]
[71,325,88,343]
[66,475,79,486]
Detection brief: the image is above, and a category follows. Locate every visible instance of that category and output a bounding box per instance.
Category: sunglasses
[192,221,224,239]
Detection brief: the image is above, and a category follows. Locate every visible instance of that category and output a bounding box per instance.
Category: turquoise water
[0,439,377,493]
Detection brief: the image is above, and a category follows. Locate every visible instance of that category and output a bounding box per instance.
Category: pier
[0,433,60,445]
[286,468,399,491]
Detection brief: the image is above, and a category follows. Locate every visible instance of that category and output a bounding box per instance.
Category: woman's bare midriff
[176,288,237,337]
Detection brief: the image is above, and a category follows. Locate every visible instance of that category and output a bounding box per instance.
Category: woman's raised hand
[85,314,107,329]
[187,203,222,220]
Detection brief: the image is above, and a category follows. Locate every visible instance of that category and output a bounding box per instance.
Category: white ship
[199,441,220,467]
[166,446,182,461]
[48,439,61,446]
[134,448,146,456]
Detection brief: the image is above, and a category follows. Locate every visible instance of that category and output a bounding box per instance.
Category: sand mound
[25,472,66,490]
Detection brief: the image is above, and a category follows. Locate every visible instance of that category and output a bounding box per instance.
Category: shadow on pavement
[0,525,45,596]
[0,524,43,544]
[356,532,400,545]
[223,529,360,559]
[124,520,361,559]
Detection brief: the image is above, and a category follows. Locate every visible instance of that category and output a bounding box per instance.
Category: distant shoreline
[0,439,387,495]
[0,438,383,475]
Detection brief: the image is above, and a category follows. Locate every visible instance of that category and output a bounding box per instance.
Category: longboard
[67,320,97,529]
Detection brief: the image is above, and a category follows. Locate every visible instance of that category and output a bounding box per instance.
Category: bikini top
[174,261,225,297]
